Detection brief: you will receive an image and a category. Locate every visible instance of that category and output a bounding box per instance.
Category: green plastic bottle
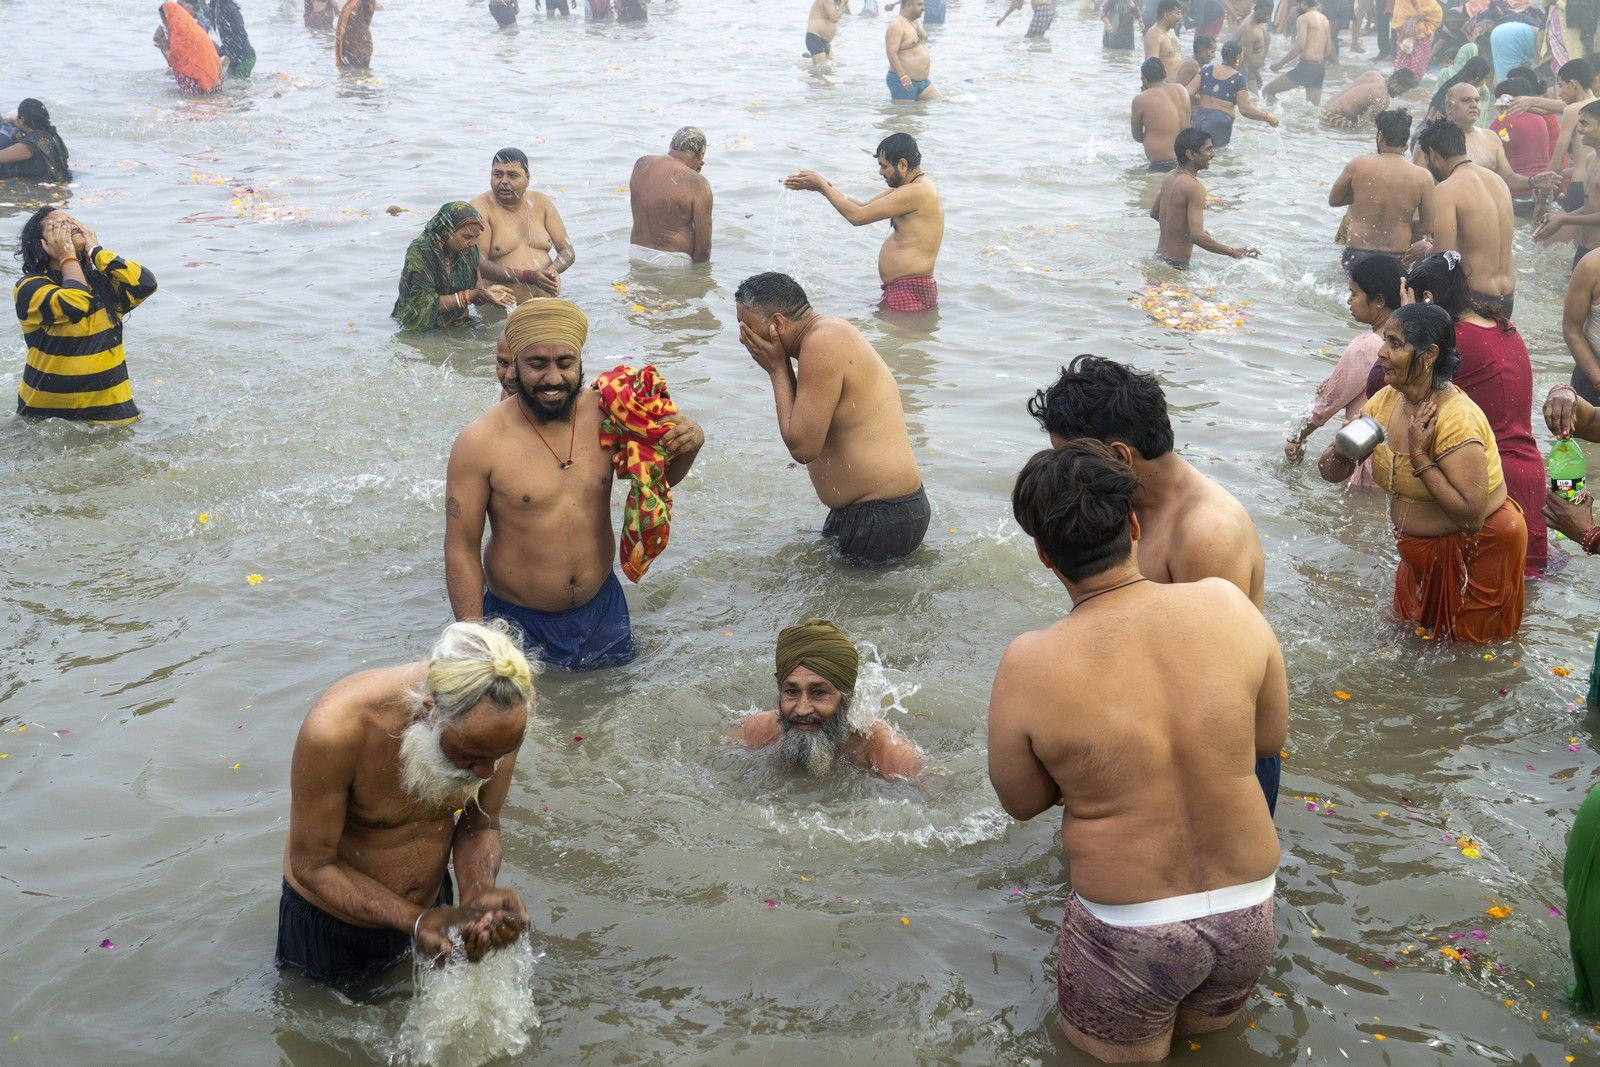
[1549,436,1587,540]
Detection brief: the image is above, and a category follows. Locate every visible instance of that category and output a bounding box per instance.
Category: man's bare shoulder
[529,190,562,214]
[453,399,514,449]
[1175,474,1260,543]
[301,665,411,745]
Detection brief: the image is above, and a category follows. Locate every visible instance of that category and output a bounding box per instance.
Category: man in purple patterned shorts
[987,440,1286,1063]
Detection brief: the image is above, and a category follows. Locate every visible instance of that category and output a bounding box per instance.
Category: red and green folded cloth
[594,364,677,582]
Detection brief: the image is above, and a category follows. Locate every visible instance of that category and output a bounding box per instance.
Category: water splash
[849,641,920,734]
[393,934,541,1067]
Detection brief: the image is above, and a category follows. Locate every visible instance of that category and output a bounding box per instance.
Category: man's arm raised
[987,637,1062,819]
[746,321,844,464]
[787,170,926,227]
[444,424,493,620]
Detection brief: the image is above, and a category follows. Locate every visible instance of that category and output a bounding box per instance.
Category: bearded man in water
[732,619,922,779]
[278,621,533,984]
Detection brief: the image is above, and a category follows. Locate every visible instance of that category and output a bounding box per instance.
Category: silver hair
[671,126,707,156]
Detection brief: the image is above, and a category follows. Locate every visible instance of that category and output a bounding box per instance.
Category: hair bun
[493,655,520,679]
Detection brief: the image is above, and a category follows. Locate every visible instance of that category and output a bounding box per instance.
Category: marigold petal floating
[1554,667,1572,677]
[1461,846,1481,859]
[197,513,209,525]
[1486,905,1512,919]
[900,916,910,926]
[246,574,263,585]
[1334,690,1352,700]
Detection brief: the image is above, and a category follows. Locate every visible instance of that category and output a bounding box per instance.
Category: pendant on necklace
[559,460,573,470]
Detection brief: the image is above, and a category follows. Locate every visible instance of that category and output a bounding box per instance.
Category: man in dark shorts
[1264,0,1332,105]
[805,0,843,61]
[736,272,930,566]
[278,621,532,984]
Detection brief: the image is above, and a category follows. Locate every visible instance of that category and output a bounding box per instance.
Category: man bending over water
[784,133,944,311]
[629,127,712,267]
[470,148,574,303]
[278,621,532,984]
[1150,128,1260,267]
[989,440,1285,1063]
[733,618,922,779]
[737,272,929,565]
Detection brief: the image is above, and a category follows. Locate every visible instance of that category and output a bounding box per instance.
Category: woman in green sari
[391,202,515,331]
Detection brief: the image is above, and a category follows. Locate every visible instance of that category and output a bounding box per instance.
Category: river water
[3,0,1599,1064]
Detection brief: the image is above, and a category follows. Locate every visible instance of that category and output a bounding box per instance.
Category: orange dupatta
[161,3,222,93]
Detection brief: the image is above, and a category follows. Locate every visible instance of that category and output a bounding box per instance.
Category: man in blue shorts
[887,0,938,100]
[444,300,706,670]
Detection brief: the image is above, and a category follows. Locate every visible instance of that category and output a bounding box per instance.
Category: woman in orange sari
[154,2,223,94]
[1318,302,1526,641]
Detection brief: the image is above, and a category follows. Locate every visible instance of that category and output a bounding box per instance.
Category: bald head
[1445,83,1481,128]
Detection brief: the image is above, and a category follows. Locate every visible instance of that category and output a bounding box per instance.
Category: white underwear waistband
[1076,874,1276,927]
[628,243,693,267]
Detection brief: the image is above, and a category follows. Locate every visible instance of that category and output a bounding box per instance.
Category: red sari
[1452,320,1547,573]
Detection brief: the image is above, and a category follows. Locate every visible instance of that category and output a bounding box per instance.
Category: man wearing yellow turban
[444,299,705,670]
[731,619,922,778]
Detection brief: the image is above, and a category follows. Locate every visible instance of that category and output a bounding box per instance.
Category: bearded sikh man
[732,619,922,779]
[278,621,533,984]
[445,299,705,670]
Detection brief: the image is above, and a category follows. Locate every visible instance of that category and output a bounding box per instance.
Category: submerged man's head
[773,619,861,777]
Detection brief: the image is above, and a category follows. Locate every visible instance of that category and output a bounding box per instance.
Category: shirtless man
[733,618,922,779]
[1132,57,1192,171]
[305,0,336,29]
[1175,33,1216,88]
[805,0,845,61]
[1329,108,1434,271]
[1146,0,1184,79]
[989,439,1285,1063]
[628,127,712,267]
[1418,84,1540,198]
[278,621,533,984]
[1233,0,1273,89]
[469,148,575,304]
[885,0,937,100]
[1415,119,1517,318]
[445,300,705,670]
[736,272,929,564]
[1526,61,1598,224]
[783,133,944,311]
[1150,128,1261,267]
[1536,103,1600,266]
[1264,0,1331,104]
[1320,68,1415,126]
[494,331,515,399]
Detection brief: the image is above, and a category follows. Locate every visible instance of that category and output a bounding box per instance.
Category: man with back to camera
[732,618,922,779]
[989,439,1285,1063]
[1264,0,1332,105]
[735,271,929,565]
[1027,355,1280,813]
[783,133,944,312]
[470,148,575,304]
[278,621,533,984]
[1414,118,1518,318]
[628,127,713,267]
[1132,58,1193,171]
[1150,128,1261,267]
[1328,107,1435,272]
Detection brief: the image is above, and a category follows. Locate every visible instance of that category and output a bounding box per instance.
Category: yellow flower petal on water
[630,304,647,313]
[246,574,263,585]
[1441,946,1463,960]
[1334,690,1352,700]
[1554,666,1572,677]
[1486,905,1512,919]
[900,916,910,926]
[1542,1010,1550,1021]
[1461,846,1481,859]
[230,762,240,770]
[197,513,209,525]
[0,754,8,759]
[1374,1034,1386,1041]
[1504,999,1515,1008]
[1188,1042,1201,1051]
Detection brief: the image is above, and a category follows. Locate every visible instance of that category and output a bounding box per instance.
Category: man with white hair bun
[277,620,534,984]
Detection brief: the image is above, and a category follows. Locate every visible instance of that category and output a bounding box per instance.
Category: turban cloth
[593,364,676,582]
[505,298,589,356]
[774,619,859,694]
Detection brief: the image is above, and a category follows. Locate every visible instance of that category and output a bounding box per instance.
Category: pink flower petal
[53,729,69,738]
[572,735,584,744]
[1470,930,1488,941]
[1525,763,1536,770]
[762,899,779,908]
[1551,906,1565,917]
[1008,888,1025,897]
[98,939,114,949]
[1306,802,1320,812]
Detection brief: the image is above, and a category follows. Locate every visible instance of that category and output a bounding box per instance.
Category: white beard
[398,719,486,810]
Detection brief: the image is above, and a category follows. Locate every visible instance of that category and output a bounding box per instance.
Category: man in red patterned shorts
[783,133,944,312]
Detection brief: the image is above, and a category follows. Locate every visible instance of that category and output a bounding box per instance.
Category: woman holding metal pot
[1317,302,1526,641]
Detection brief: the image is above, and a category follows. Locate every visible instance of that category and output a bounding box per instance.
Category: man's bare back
[629,153,712,261]
[1297,9,1331,62]
[1135,460,1267,606]
[1331,152,1434,253]
[1435,162,1517,299]
[1133,81,1192,163]
[446,397,618,615]
[1323,71,1387,121]
[989,577,1282,905]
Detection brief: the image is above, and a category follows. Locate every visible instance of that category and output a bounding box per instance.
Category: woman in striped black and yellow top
[13,207,157,426]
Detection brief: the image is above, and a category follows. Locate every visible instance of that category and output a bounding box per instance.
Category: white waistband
[628,243,692,266]
[1076,874,1275,927]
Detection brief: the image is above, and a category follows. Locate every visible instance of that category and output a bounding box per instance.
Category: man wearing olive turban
[445,299,706,670]
[732,619,922,779]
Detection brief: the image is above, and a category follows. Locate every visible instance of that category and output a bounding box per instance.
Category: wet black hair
[1375,107,1411,146]
[1027,355,1175,460]
[1387,69,1417,92]
[17,99,54,134]
[1582,98,1600,120]
[1157,0,1180,16]
[1506,65,1545,93]
[15,205,119,316]
[1560,58,1595,88]
[1388,303,1461,388]
[1349,254,1403,312]
[1219,40,1243,65]
[1194,34,1215,54]
[1141,57,1168,82]
[491,147,529,173]
[1417,118,1467,159]
[735,272,811,319]
[1174,126,1211,164]
[1495,78,1533,98]
[875,133,920,169]
[1405,252,1512,330]
[1011,441,1140,583]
